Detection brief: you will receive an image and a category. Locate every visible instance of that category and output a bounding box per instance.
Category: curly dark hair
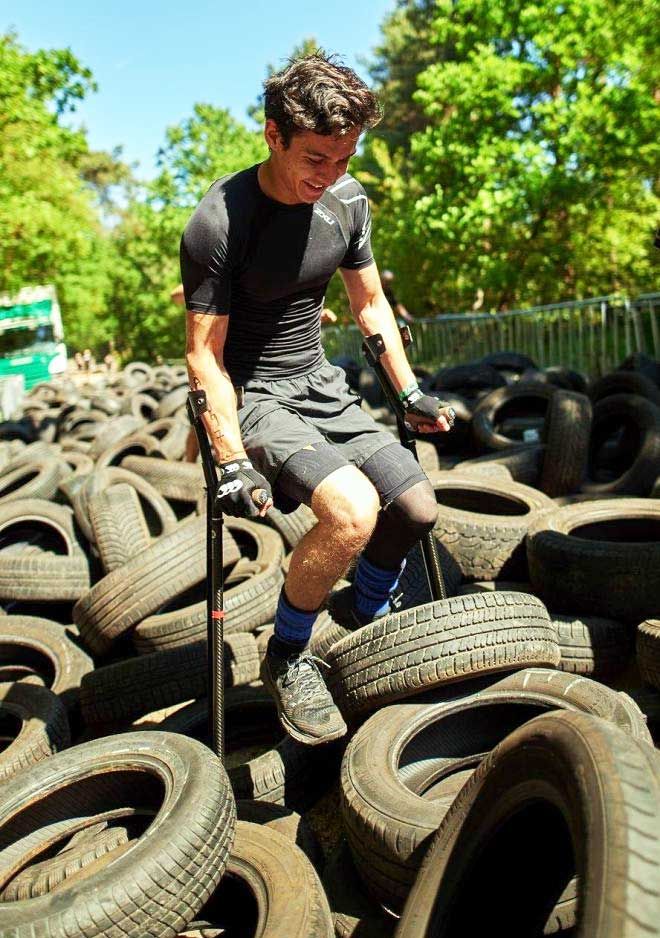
[263,51,381,146]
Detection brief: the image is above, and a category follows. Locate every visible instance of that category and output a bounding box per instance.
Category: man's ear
[264,119,285,152]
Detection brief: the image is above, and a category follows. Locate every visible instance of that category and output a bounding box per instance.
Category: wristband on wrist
[397,382,420,403]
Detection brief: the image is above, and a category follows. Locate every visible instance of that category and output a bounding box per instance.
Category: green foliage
[0,32,121,351]
[106,105,267,360]
[362,0,659,313]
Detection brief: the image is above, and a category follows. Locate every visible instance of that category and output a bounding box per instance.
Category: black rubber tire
[80,633,260,726]
[544,366,588,393]
[0,501,90,602]
[0,615,93,712]
[583,393,660,496]
[123,361,154,385]
[431,364,506,395]
[93,433,163,469]
[71,466,178,545]
[326,592,559,718]
[472,384,556,451]
[128,392,159,421]
[638,619,660,690]
[236,799,324,872]
[0,822,131,901]
[142,419,189,461]
[481,351,536,374]
[0,730,235,937]
[87,415,145,460]
[395,710,660,938]
[189,820,333,937]
[131,519,284,653]
[74,515,240,655]
[122,456,203,503]
[340,668,651,907]
[0,457,63,503]
[589,370,660,406]
[554,614,635,679]
[540,391,592,496]
[322,841,396,938]
[456,442,545,486]
[155,385,189,420]
[88,483,152,573]
[0,682,70,782]
[160,685,337,811]
[428,471,554,580]
[527,498,660,622]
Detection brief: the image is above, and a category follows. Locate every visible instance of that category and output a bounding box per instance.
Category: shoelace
[282,654,330,702]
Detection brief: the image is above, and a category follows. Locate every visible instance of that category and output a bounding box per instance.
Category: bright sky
[5,0,396,179]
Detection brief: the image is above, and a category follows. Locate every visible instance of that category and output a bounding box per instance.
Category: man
[181,53,454,747]
[380,269,414,324]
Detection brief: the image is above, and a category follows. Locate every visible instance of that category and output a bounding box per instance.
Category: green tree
[108,105,267,359]
[0,32,122,351]
[361,0,659,314]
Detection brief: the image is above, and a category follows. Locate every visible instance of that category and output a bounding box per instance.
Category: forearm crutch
[186,389,226,761]
[362,328,447,601]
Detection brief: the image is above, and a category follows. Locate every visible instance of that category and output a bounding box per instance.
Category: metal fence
[322,291,660,377]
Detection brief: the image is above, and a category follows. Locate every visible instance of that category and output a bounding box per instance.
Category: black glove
[401,388,456,432]
[216,458,272,518]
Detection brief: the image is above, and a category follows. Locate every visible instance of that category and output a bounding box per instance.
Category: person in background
[380,270,413,325]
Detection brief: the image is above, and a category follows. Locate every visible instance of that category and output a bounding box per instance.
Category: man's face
[264,121,360,204]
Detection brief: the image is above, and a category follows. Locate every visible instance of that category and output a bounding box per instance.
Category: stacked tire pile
[0,351,657,936]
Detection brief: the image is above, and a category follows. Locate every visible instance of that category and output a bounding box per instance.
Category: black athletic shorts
[237,360,427,510]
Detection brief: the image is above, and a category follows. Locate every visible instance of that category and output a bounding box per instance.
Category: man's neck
[257,159,297,205]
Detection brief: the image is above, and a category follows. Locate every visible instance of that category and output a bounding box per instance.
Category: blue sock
[272,589,318,656]
[353,555,405,621]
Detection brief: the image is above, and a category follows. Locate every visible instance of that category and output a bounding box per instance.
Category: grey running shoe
[260,640,347,746]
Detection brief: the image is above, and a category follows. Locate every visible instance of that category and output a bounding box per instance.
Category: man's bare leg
[284,465,380,611]
[260,465,379,745]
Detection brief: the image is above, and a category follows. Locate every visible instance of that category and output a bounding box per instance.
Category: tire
[94,433,163,469]
[583,393,660,496]
[638,620,660,690]
[128,392,160,421]
[123,360,154,385]
[263,502,318,550]
[88,483,151,572]
[428,471,554,580]
[1,822,131,901]
[340,668,651,907]
[395,710,660,938]
[0,615,93,712]
[0,500,90,602]
[589,370,660,406]
[72,466,178,545]
[326,592,559,718]
[544,366,588,393]
[80,633,260,726]
[236,800,323,872]
[431,364,506,395]
[540,391,592,496]
[0,457,63,503]
[527,498,660,621]
[472,384,557,451]
[481,351,536,373]
[73,515,239,655]
[322,841,396,938]
[0,731,235,937]
[161,685,337,811]
[456,442,545,486]
[131,519,284,653]
[156,385,190,419]
[143,419,189,461]
[122,456,203,503]
[87,415,145,460]
[188,821,333,938]
[554,614,635,679]
[0,683,70,781]
[415,440,439,474]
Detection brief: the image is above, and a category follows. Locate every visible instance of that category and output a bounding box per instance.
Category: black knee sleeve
[386,478,438,539]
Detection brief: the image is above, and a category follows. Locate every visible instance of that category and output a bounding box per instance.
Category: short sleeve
[339,184,374,270]
[180,189,233,315]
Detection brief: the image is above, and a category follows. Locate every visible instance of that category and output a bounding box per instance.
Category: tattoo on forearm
[207,406,225,442]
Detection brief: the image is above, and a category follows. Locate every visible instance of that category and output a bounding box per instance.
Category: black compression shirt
[180,164,374,384]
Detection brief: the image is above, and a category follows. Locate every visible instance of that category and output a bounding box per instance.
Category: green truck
[0,285,67,390]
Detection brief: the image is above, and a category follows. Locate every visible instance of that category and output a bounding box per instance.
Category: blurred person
[380,269,413,324]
